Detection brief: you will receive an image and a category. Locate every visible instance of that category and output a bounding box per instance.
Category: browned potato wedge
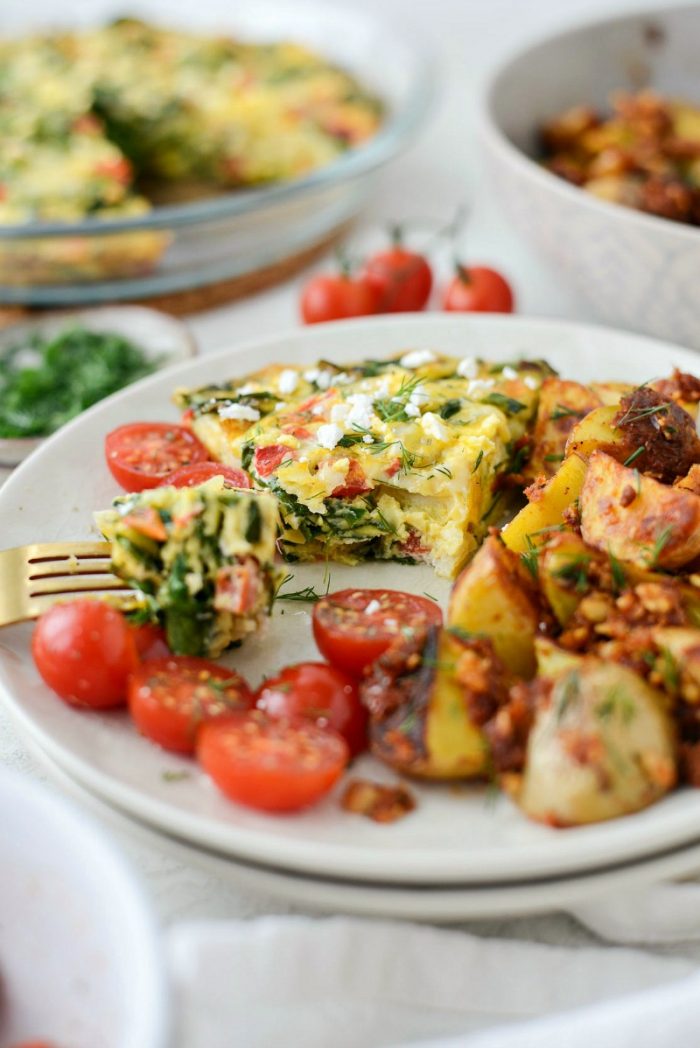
[565,404,622,460]
[517,659,676,826]
[360,627,492,780]
[501,453,588,555]
[448,535,539,678]
[539,532,595,627]
[527,378,603,480]
[589,381,633,406]
[675,464,700,496]
[580,450,700,570]
[650,627,700,702]
[534,636,583,678]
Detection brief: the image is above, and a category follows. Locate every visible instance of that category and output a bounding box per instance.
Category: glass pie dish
[0,0,434,306]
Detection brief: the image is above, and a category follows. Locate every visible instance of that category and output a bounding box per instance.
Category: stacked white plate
[3,315,700,920]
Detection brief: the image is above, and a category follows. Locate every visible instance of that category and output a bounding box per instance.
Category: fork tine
[25,541,111,563]
[28,576,132,597]
[28,560,114,579]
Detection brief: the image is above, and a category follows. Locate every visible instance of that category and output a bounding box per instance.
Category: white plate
[0,763,168,1048]
[2,314,700,889]
[24,735,700,922]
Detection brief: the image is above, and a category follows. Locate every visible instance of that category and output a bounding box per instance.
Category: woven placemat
[0,223,347,327]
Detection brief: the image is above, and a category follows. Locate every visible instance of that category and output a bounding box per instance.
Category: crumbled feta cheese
[409,386,430,407]
[346,393,376,430]
[364,599,381,615]
[330,402,350,424]
[457,356,478,379]
[502,365,518,380]
[237,382,257,395]
[362,434,374,444]
[466,378,496,399]
[523,375,539,390]
[405,402,421,417]
[336,372,352,385]
[315,369,335,390]
[312,403,327,416]
[316,423,344,449]
[421,412,449,441]
[303,367,319,383]
[400,349,436,369]
[278,369,299,395]
[274,401,285,411]
[218,403,261,422]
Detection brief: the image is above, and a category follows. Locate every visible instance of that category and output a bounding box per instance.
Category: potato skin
[580,450,700,570]
[360,626,493,780]
[527,378,603,480]
[517,659,676,826]
[448,535,539,678]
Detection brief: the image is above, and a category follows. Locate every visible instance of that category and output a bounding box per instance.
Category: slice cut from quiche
[175,353,552,578]
[95,477,280,657]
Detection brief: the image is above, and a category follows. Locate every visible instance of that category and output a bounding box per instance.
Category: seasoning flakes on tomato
[313,588,443,676]
[256,661,368,756]
[105,421,209,492]
[197,710,349,812]
[128,655,253,754]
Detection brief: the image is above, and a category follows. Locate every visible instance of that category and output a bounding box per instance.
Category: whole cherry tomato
[361,241,433,312]
[300,274,381,324]
[32,601,139,709]
[442,265,514,313]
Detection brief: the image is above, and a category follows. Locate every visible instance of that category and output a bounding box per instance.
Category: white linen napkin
[166,915,698,1048]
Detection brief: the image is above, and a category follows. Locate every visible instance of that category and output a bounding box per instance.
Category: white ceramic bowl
[0,764,168,1048]
[0,306,197,468]
[480,5,700,350]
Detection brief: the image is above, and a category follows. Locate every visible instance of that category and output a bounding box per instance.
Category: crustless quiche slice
[175,352,552,578]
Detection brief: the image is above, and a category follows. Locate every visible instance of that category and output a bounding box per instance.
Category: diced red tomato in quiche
[331,459,370,498]
[253,444,293,477]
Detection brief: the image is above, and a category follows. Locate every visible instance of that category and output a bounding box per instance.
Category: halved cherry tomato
[166,462,252,489]
[253,444,292,478]
[32,601,138,709]
[256,662,367,756]
[331,459,371,498]
[105,422,209,492]
[361,245,433,312]
[300,274,381,324]
[313,588,443,676]
[128,655,253,755]
[130,622,171,662]
[197,711,348,812]
[442,265,514,313]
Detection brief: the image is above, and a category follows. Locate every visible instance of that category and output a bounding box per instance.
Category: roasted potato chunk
[565,404,622,461]
[448,536,539,678]
[517,659,676,826]
[527,378,603,480]
[580,451,700,570]
[360,626,509,780]
[501,453,588,555]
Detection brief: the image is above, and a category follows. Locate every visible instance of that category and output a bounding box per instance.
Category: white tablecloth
[4,0,700,1042]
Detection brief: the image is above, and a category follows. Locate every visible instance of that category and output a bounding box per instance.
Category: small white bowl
[480,5,700,349]
[0,306,197,468]
[0,764,169,1048]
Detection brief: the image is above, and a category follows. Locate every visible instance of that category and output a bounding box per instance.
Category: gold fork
[0,541,132,627]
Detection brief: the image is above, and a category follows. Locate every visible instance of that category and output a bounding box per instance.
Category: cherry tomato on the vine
[361,243,433,312]
[300,274,381,324]
[442,265,514,314]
